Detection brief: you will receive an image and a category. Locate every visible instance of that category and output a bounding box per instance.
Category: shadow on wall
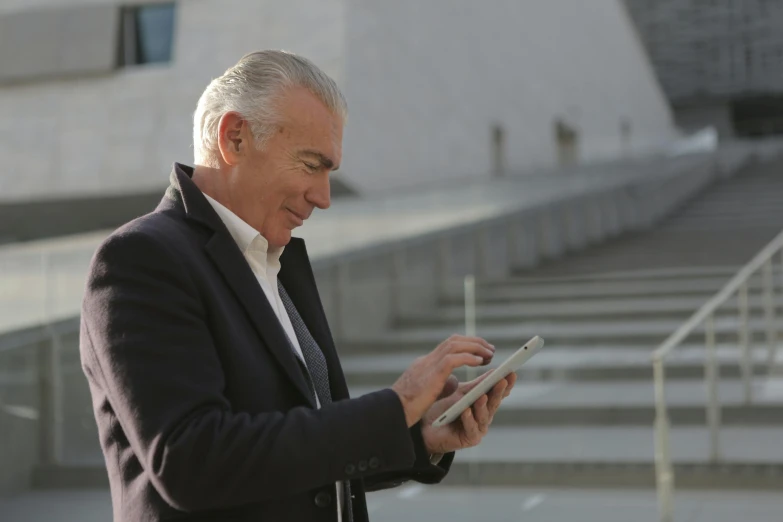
[0,179,362,245]
[555,118,580,167]
[0,192,163,244]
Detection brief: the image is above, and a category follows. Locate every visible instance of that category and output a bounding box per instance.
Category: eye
[303,162,319,172]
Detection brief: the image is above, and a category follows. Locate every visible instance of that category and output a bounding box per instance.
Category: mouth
[286,208,306,226]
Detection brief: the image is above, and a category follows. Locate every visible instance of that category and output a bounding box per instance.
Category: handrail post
[464,275,477,340]
[763,260,777,373]
[705,314,721,463]
[738,282,752,404]
[463,274,478,484]
[653,355,674,522]
[463,274,479,381]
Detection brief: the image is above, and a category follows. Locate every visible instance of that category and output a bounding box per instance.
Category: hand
[420,370,517,454]
[391,335,495,427]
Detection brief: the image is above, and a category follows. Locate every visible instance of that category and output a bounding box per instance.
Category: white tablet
[431,335,544,427]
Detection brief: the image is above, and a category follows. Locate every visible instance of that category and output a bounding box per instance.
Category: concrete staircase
[337,156,783,490]
[26,155,783,492]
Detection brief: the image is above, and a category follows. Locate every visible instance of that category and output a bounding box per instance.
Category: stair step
[348,378,783,426]
[31,426,783,491]
[439,277,766,303]
[341,319,783,354]
[455,426,782,465]
[443,461,783,489]
[507,265,741,284]
[398,296,783,326]
[342,346,783,385]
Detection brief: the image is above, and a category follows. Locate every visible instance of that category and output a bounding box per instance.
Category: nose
[306,172,331,210]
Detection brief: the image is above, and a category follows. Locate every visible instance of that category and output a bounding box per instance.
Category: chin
[269,231,293,248]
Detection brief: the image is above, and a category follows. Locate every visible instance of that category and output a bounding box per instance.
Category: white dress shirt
[203,194,345,520]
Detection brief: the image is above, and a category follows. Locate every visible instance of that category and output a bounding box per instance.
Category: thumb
[437,375,459,400]
[459,369,495,394]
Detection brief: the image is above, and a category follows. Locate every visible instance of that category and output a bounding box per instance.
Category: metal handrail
[652,229,783,522]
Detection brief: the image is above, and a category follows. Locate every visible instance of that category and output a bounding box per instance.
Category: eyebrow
[298,150,339,171]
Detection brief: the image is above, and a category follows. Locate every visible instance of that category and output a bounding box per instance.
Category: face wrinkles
[193,87,343,249]
[239,88,342,247]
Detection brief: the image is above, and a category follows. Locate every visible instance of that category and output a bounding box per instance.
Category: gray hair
[193,50,348,167]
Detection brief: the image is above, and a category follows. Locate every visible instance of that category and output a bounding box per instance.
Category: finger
[445,335,495,352]
[460,405,481,443]
[486,379,507,413]
[434,342,493,365]
[503,373,517,398]
[437,336,495,358]
[458,369,494,393]
[473,395,490,428]
[447,341,495,360]
[440,353,486,376]
[456,369,510,400]
[437,374,459,399]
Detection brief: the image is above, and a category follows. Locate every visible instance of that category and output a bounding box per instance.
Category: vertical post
[705,314,721,463]
[464,275,477,339]
[653,355,674,522]
[463,274,478,484]
[463,275,479,382]
[738,282,752,404]
[763,260,777,372]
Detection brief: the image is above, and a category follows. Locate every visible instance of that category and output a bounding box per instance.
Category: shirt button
[368,457,380,470]
[358,460,368,472]
[345,463,356,475]
[314,491,332,508]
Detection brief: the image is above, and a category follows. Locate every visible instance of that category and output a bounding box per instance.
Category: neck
[192,165,229,205]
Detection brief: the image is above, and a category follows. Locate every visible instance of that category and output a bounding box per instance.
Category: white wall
[339,0,678,194]
[0,0,677,201]
[0,0,345,201]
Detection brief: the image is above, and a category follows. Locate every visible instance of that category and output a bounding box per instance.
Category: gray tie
[278,282,353,522]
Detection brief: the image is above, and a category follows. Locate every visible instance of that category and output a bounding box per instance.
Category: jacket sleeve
[80,229,417,513]
[361,421,455,492]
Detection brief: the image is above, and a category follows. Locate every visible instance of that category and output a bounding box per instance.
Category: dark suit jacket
[79,164,454,522]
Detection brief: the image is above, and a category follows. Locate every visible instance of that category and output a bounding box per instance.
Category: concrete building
[625,0,783,137]
[0,0,678,241]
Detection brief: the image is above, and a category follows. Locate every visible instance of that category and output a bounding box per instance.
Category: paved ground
[2,486,782,522]
[452,425,783,463]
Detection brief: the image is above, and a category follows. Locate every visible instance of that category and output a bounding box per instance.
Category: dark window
[118,3,175,67]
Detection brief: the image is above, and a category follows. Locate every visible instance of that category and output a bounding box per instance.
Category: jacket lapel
[280,239,350,401]
[165,164,318,408]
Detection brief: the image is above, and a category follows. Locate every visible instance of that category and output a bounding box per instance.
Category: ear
[217,112,250,166]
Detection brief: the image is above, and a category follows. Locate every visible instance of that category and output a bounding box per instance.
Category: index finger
[440,335,495,353]
[437,340,494,360]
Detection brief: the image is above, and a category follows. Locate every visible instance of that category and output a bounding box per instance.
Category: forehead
[274,87,343,161]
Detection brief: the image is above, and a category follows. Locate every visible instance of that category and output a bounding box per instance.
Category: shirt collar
[202,193,285,266]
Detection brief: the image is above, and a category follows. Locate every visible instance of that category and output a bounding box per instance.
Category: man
[80,50,516,522]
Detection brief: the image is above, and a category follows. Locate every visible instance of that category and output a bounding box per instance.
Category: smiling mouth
[287,209,305,225]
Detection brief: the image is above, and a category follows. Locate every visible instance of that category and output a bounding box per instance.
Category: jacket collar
[158,163,348,404]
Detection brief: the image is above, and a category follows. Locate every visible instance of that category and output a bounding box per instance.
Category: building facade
[625,0,783,136]
[0,0,677,241]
